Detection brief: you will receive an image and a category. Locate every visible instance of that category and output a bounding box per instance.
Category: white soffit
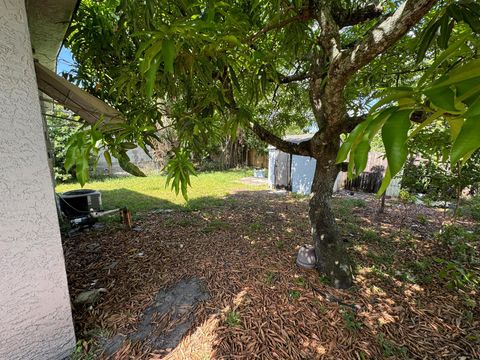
[26,0,78,71]
[35,62,124,127]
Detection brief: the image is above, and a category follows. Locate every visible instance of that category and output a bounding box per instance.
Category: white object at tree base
[296,245,316,269]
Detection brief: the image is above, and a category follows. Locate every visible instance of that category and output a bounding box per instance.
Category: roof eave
[26,0,79,71]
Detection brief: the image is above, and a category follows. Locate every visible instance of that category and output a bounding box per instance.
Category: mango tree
[66,0,480,288]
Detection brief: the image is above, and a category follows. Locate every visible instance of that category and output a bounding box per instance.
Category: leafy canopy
[64,0,480,197]
[337,2,480,192]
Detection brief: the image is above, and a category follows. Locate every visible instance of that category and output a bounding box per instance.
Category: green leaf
[460,148,477,166]
[104,150,112,167]
[464,97,480,118]
[456,78,480,105]
[417,17,441,63]
[417,32,470,86]
[181,180,188,200]
[64,144,77,172]
[76,154,89,187]
[462,7,480,33]
[221,35,241,46]
[120,142,137,150]
[353,139,370,175]
[446,4,464,22]
[447,117,464,141]
[376,167,391,196]
[145,54,161,98]
[427,58,480,91]
[363,107,396,141]
[451,115,480,164]
[424,86,462,114]
[337,108,394,173]
[381,109,411,177]
[229,66,241,91]
[464,1,480,16]
[140,39,162,74]
[337,139,354,164]
[438,14,453,49]
[336,121,369,163]
[164,150,196,201]
[162,39,176,74]
[118,154,146,177]
[370,88,413,113]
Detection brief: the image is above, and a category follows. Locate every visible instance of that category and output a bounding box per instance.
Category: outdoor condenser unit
[59,189,102,218]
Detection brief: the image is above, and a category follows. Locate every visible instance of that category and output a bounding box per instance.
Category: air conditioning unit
[59,189,102,218]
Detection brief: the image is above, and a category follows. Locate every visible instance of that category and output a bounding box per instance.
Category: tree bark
[239,0,437,289]
[309,140,353,288]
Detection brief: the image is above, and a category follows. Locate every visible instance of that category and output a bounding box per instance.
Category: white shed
[268,134,401,197]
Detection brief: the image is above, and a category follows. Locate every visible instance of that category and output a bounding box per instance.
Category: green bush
[46,107,81,183]
[460,196,480,221]
[399,189,416,203]
[402,161,455,202]
[403,128,480,202]
[437,225,478,264]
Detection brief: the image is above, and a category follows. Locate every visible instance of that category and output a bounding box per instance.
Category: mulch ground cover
[63,190,479,359]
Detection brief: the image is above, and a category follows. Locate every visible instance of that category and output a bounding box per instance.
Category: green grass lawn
[56,169,266,215]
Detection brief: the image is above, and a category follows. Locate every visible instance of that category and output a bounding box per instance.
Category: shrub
[46,108,81,182]
[399,189,416,203]
[437,225,478,264]
[460,196,480,221]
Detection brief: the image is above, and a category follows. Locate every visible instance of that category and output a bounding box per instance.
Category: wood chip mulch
[63,190,480,359]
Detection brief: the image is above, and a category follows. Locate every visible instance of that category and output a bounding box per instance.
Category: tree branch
[339,114,368,133]
[279,71,310,83]
[320,0,437,128]
[220,69,313,157]
[332,2,384,28]
[314,6,345,126]
[247,8,312,43]
[339,0,438,79]
[339,109,430,134]
[317,7,342,58]
[250,123,312,157]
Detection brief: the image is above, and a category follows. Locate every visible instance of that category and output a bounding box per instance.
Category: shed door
[274,151,291,189]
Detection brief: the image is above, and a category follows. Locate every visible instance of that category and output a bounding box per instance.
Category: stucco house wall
[0,1,76,358]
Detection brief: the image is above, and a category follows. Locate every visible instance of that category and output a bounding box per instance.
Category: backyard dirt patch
[63,190,479,359]
[237,176,269,186]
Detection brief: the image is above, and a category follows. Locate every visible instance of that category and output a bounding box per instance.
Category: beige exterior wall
[0,1,76,358]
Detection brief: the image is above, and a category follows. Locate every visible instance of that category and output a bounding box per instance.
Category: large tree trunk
[309,141,353,288]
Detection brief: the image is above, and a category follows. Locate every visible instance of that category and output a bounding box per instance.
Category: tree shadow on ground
[62,189,480,359]
[93,188,247,216]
